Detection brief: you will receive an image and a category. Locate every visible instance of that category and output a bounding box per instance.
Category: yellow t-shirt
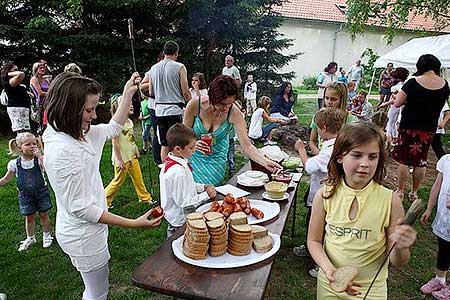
[317,180,392,300]
[112,119,137,166]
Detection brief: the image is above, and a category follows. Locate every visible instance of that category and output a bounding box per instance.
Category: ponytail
[8,138,19,155]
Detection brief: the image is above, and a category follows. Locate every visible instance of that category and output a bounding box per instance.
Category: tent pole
[367,68,376,100]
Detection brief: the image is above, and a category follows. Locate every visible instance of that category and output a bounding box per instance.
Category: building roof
[273,0,450,33]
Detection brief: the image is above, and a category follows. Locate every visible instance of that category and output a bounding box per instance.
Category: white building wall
[279,19,418,85]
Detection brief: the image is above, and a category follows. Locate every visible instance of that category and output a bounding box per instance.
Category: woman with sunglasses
[184,75,280,186]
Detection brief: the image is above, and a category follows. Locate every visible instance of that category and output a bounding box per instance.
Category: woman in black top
[1,62,31,133]
[392,54,450,201]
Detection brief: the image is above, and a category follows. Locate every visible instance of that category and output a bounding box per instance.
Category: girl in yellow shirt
[308,122,417,299]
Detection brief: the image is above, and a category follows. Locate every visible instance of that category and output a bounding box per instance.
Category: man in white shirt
[243,74,257,116]
[222,55,242,87]
[347,59,364,90]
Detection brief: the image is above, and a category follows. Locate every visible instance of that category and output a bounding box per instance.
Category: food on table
[186,212,204,221]
[251,224,273,253]
[204,211,224,222]
[329,266,359,293]
[206,200,220,212]
[150,206,164,218]
[250,208,264,219]
[229,211,248,225]
[282,157,301,170]
[181,212,272,259]
[271,171,293,184]
[264,181,288,199]
[183,216,210,260]
[206,218,227,257]
[228,224,253,256]
[204,195,253,219]
[251,225,268,238]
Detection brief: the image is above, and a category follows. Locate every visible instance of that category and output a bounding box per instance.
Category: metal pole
[128,18,155,199]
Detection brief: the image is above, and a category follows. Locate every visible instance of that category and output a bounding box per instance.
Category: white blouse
[43,120,122,272]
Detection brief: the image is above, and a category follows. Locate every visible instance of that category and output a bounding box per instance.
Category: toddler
[0,132,53,251]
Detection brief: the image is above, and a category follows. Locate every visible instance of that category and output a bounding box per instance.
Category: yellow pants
[105,158,152,206]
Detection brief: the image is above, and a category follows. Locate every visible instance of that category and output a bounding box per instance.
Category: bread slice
[204,211,224,221]
[251,225,268,239]
[187,219,208,230]
[329,266,358,293]
[252,235,273,253]
[230,224,252,234]
[186,212,204,221]
[229,212,248,225]
[206,218,225,230]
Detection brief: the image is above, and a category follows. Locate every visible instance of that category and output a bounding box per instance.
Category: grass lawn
[0,98,446,299]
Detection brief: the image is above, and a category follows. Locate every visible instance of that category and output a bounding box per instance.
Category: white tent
[374,34,450,68]
[368,34,450,96]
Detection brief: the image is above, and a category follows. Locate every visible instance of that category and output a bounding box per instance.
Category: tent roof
[374,34,450,68]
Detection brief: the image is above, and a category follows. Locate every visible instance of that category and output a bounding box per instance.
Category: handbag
[0,89,7,106]
[30,104,40,123]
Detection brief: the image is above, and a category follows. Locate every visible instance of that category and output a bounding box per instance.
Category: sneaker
[432,286,450,300]
[140,199,157,205]
[139,148,148,156]
[18,237,36,252]
[43,233,53,248]
[293,244,311,258]
[421,277,446,295]
[308,265,319,278]
[263,140,277,146]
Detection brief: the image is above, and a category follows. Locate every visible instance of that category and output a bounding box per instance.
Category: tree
[345,0,450,43]
[0,0,299,96]
[177,0,299,95]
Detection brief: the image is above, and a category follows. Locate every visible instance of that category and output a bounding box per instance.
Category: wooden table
[132,162,303,300]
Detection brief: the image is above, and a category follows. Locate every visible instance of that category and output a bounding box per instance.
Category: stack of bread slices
[251,225,273,253]
[183,213,210,260]
[204,212,228,257]
[228,212,253,256]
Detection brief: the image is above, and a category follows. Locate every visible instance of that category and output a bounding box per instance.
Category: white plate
[215,184,251,198]
[236,179,268,188]
[196,199,280,225]
[262,192,289,201]
[244,170,267,179]
[172,232,280,269]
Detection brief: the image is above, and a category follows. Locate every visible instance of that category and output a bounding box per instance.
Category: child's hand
[389,218,417,250]
[326,268,362,296]
[205,185,216,198]
[133,209,164,228]
[117,159,125,169]
[295,139,305,151]
[420,209,432,225]
[32,146,42,158]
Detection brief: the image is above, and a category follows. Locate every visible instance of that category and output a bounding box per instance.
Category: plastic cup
[201,133,212,154]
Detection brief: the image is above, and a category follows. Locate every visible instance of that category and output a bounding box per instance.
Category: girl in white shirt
[43,72,163,300]
[248,96,286,143]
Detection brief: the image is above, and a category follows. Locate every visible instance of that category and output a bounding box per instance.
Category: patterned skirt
[7,107,30,132]
[392,128,434,167]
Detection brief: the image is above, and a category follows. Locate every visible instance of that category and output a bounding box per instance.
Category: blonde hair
[110,93,122,116]
[323,81,348,111]
[258,96,272,113]
[64,63,82,74]
[8,132,36,155]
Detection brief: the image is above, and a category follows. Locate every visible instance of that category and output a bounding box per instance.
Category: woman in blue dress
[184,75,280,186]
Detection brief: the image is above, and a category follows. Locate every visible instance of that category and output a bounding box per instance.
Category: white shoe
[308,265,319,278]
[18,237,36,252]
[43,233,53,248]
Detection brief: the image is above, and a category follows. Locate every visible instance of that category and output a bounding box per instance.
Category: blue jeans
[262,123,279,139]
[227,138,235,174]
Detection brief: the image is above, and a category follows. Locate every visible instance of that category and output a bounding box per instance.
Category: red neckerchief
[163,156,192,173]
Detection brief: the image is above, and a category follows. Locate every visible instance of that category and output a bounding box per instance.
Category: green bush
[301,75,318,90]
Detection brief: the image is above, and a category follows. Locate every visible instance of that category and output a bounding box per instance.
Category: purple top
[31,78,49,106]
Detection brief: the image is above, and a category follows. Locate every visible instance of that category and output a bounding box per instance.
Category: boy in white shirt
[160,123,217,238]
[292,108,346,276]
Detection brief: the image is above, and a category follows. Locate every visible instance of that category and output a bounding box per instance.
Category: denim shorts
[18,186,53,215]
[142,123,151,142]
[380,86,392,95]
